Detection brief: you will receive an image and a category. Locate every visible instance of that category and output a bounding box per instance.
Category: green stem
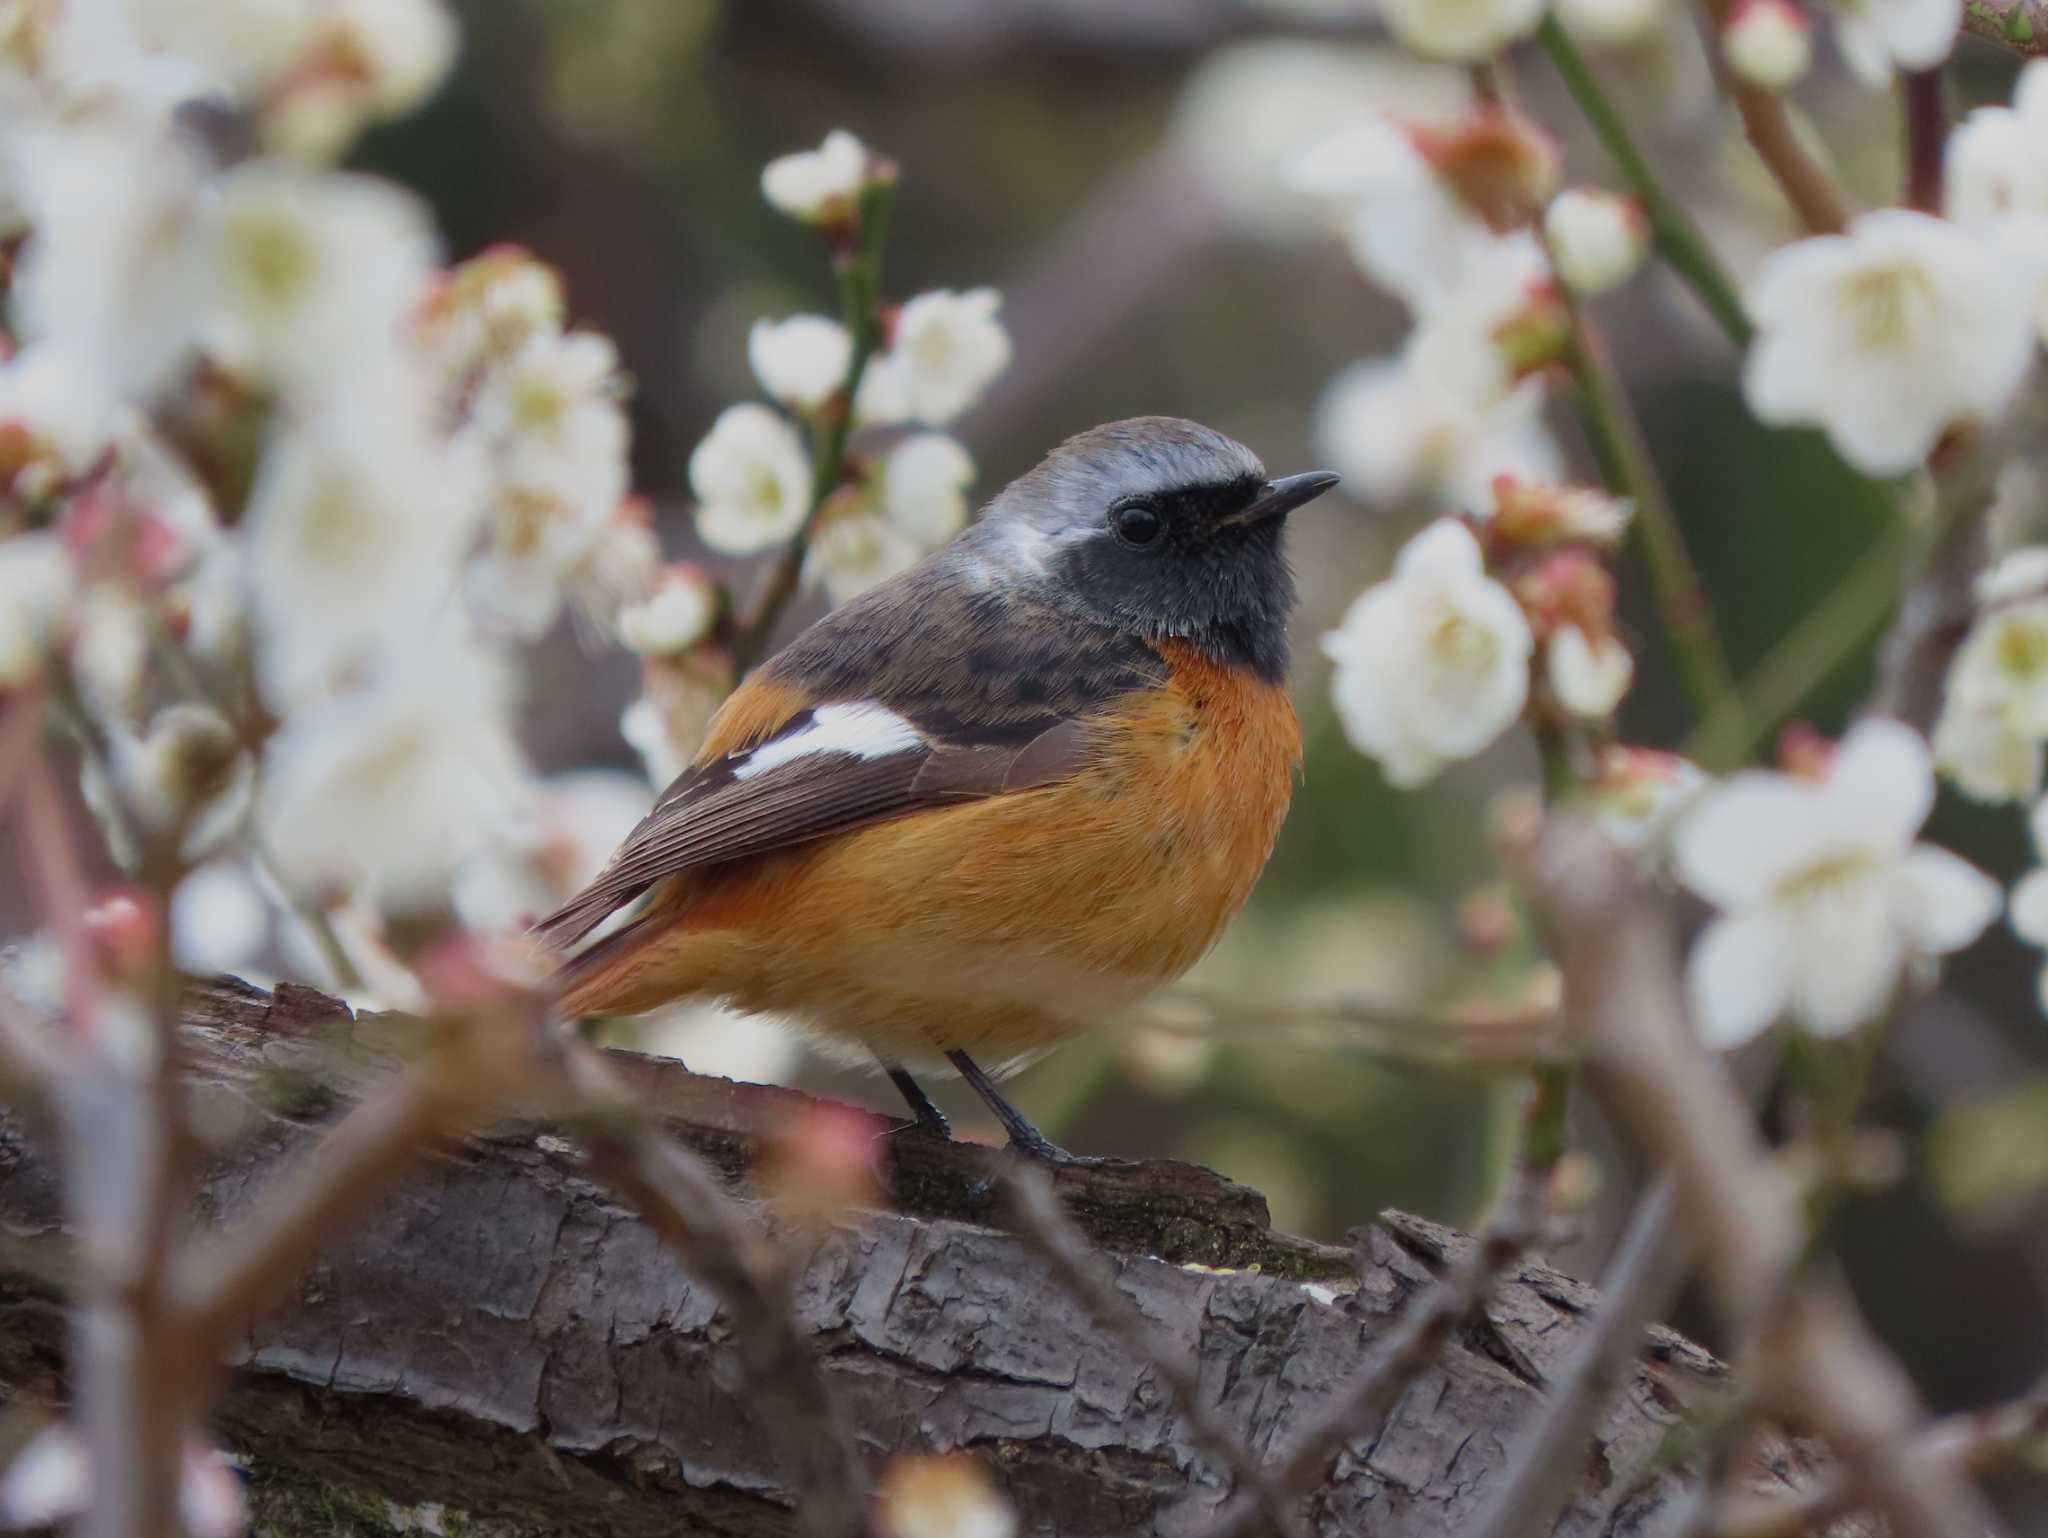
[1537,15,1753,348]
[729,181,895,676]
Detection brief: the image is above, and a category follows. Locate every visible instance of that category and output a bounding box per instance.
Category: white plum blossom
[1547,624,1634,717]
[806,435,974,604]
[1286,118,1499,313]
[1378,0,1547,60]
[258,638,532,913]
[90,703,253,863]
[1931,566,2048,802]
[1543,189,1647,296]
[10,122,209,399]
[1947,62,2048,228]
[204,164,438,404]
[0,532,77,687]
[1673,718,2000,1047]
[1829,0,1960,88]
[616,565,719,656]
[1933,699,2042,802]
[858,288,1011,427]
[420,246,566,392]
[464,328,631,636]
[690,402,814,554]
[749,314,852,413]
[1590,747,1709,852]
[0,344,115,497]
[1315,352,1562,516]
[1742,210,2036,477]
[761,129,870,223]
[170,858,277,977]
[125,0,319,100]
[244,409,483,706]
[1321,519,1533,788]
[1556,0,1667,44]
[1724,0,1814,90]
[306,0,458,117]
[2008,799,2048,1011]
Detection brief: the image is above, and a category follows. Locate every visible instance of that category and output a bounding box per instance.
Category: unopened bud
[1778,721,1834,780]
[1724,0,1812,92]
[616,563,720,657]
[1543,188,1648,296]
[763,1102,883,1219]
[1490,478,1634,549]
[1414,108,1562,233]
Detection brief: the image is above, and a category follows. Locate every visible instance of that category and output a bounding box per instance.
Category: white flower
[2009,798,2048,1010]
[126,0,319,99]
[452,767,650,935]
[1590,747,1709,851]
[1742,210,2035,477]
[1947,62,2048,227]
[1943,597,2048,739]
[0,531,75,687]
[464,329,631,636]
[245,409,483,706]
[171,859,275,977]
[11,123,208,399]
[804,434,974,605]
[1933,697,2042,802]
[1322,519,1533,788]
[1976,546,2048,607]
[1286,118,1499,313]
[1673,718,2000,1046]
[205,165,439,405]
[1829,0,1959,88]
[1543,189,1647,296]
[258,639,531,914]
[859,289,1011,428]
[879,1455,1017,1538]
[312,0,457,116]
[879,432,975,546]
[1315,353,1562,515]
[749,314,852,413]
[1547,625,1634,717]
[616,565,719,656]
[1724,0,1814,90]
[421,246,565,392]
[109,703,253,859]
[761,129,869,223]
[690,403,813,554]
[1378,0,1547,59]
[72,584,150,721]
[0,343,115,497]
[1168,39,1474,236]
[1556,0,1667,44]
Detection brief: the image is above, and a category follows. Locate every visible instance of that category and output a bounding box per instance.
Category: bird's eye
[1111,499,1163,548]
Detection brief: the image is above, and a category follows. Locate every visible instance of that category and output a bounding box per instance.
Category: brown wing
[534,554,1167,951]
[532,709,1099,949]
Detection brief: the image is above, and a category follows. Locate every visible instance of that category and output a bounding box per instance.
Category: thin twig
[1960,0,2048,57]
[729,180,895,676]
[1694,0,1853,234]
[1535,15,1752,346]
[20,757,105,1042]
[1901,70,1947,214]
[1710,1391,2048,1538]
[1004,1165,1307,1538]
[1464,1177,1695,1538]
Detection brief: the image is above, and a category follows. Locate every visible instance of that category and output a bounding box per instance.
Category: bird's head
[968,416,1338,681]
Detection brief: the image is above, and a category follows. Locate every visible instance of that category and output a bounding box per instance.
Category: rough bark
[0,979,1832,1537]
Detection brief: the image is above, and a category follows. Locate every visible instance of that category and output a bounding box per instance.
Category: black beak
[1228,470,1342,526]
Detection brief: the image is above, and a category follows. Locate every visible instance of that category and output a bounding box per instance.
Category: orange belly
[559,647,1300,1065]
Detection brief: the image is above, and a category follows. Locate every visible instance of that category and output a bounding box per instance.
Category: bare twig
[1710,1391,2048,1538]
[1901,70,1947,214]
[1694,0,1853,234]
[1464,1177,1695,1538]
[1004,1165,1306,1538]
[1960,0,2048,56]
[20,757,104,1041]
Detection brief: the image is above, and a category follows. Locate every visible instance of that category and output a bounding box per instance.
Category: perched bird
[540,417,1337,1159]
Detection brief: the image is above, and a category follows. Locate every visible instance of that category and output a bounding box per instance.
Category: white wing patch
[730,701,923,781]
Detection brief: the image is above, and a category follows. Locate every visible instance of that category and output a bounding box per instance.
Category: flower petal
[1892,844,2002,954]
[1686,913,1792,1049]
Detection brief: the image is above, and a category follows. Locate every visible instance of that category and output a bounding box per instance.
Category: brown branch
[1695,0,1853,234]
[1902,70,1948,214]
[0,974,1818,1538]
[1961,0,2048,56]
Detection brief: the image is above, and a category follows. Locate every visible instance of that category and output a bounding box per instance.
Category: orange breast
[565,646,1300,1060]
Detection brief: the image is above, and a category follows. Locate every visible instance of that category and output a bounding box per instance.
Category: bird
[538,416,1339,1161]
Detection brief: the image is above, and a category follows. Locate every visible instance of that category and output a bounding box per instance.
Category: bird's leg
[880,1058,952,1138]
[945,1049,1099,1165]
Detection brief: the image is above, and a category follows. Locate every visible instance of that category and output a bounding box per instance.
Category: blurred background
[19,0,2048,1448]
